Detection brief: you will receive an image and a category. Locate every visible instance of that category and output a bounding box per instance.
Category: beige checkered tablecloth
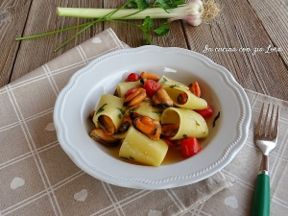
[0,28,287,216]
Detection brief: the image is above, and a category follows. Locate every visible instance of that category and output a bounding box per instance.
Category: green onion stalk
[16,0,219,51]
[57,0,216,27]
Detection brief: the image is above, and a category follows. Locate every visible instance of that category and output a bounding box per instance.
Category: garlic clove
[185,15,202,26]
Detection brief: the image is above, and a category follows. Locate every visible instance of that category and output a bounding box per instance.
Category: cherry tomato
[143,79,161,97]
[126,73,140,82]
[196,105,214,119]
[180,137,202,158]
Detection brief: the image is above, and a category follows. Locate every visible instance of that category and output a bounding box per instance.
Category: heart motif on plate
[10,177,25,190]
[74,189,88,202]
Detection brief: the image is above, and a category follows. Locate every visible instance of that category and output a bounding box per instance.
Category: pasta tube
[93,94,124,131]
[161,107,209,140]
[134,101,161,120]
[159,76,189,90]
[119,127,168,166]
[116,80,141,97]
[164,86,207,110]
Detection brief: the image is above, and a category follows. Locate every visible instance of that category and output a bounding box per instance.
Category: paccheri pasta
[92,95,124,134]
[116,80,141,97]
[89,72,214,166]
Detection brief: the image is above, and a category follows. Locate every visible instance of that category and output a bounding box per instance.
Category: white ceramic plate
[54,46,251,189]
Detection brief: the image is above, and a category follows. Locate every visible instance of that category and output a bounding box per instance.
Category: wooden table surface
[1,0,288,100]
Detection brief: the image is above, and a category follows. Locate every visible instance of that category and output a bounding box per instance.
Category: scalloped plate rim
[54,45,251,189]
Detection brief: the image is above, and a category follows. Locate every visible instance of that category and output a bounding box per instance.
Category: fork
[252,103,279,216]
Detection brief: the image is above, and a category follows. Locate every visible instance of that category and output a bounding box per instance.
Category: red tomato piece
[196,105,214,119]
[126,73,140,82]
[180,137,202,158]
[143,80,161,97]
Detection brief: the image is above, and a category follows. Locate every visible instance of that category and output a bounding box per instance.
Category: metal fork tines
[254,103,280,172]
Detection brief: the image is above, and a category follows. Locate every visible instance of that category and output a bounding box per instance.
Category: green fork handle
[252,173,270,216]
